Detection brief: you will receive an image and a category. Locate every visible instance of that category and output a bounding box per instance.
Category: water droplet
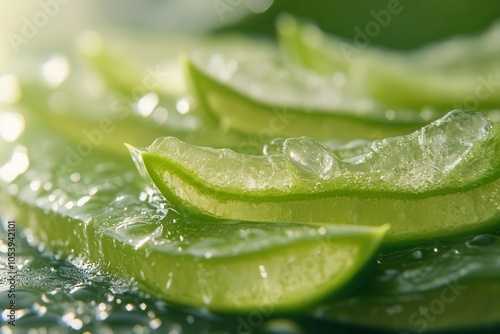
[0,111,24,142]
[411,250,424,260]
[176,96,193,115]
[259,265,268,279]
[147,310,156,319]
[0,145,29,182]
[420,108,436,121]
[0,75,21,104]
[152,107,169,125]
[261,318,304,334]
[186,315,195,324]
[385,109,396,120]
[263,137,285,155]
[283,137,339,180]
[466,234,498,248]
[76,196,91,207]
[62,312,83,330]
[150,318,162,330]
[137,92,159,117]
[30,179,42,192]
[70,173,81,182]
[42,55,70,88]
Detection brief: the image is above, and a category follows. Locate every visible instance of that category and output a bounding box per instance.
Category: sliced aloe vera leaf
[277,14,500,110]
[312,233,500,332]
[79,30,278,99]
[135,110,500,244]
[277,14,500,75]
[10,54,251,156]
[0,124,388,313]
[77,31,191,98]
[276,13,351,74]
[361,58,500,110]
[185,55,440,140]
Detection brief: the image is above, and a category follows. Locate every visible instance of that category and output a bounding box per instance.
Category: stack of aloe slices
[1,13,500,333]
[0,111,389,313]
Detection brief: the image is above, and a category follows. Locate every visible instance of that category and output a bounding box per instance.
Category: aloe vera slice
[135,110,500,244]
[0,122,388,313]
[80,31,278,99]
[312,233,500,332]
[276,13,351,75]
[185,54,440,140]
[277,14,500,110]
[12,54,251,156]
[277,14,500,75]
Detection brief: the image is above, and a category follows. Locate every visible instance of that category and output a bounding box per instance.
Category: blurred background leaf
[218,0,500,48]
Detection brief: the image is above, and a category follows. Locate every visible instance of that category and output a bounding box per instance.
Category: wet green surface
[1,105,499,333]
[1,5,500,332]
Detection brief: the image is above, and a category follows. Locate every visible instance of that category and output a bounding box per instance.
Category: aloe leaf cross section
[133,110,500,244]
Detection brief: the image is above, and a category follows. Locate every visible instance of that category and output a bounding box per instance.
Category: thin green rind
[183,57,430,141]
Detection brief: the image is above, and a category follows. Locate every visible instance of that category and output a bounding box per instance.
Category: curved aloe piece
[277,14,500,75]
[312,233,500,332]
[80,31,278,98]
[0,121,388,313]
[12,55,251,155]
[277,14,500,110]
[185,55,440,140]
[134,110,500,244]
[276,13,351,74]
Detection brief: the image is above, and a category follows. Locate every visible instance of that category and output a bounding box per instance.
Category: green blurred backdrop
[219,0,500,48]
